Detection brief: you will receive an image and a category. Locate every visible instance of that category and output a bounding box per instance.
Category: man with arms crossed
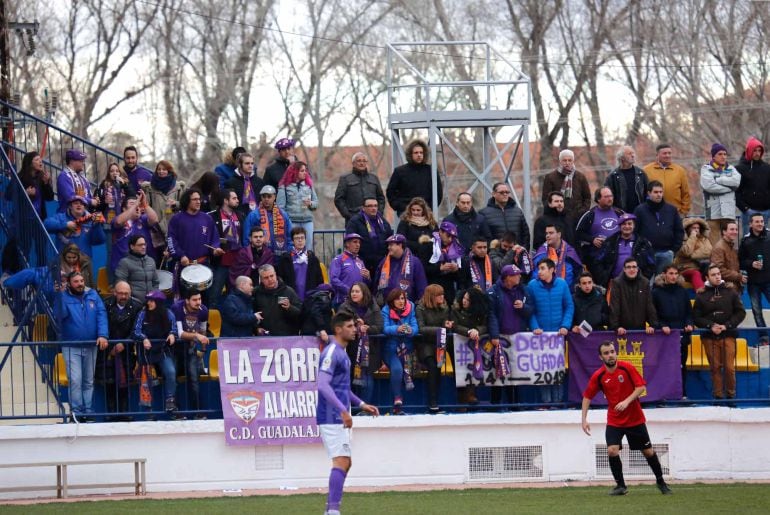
[581,341,671,496]
[317,312,380,515]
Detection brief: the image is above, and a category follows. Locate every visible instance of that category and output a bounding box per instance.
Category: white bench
[0,458,146,498]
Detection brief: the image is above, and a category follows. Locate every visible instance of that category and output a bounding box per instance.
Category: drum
[157,270,174,298]
[180,264,213,292]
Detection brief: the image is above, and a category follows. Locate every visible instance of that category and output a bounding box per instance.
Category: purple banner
[567,331,683,403]
[218,337,322,446]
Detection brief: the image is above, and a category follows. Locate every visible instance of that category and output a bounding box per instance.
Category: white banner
[453,332,566,387]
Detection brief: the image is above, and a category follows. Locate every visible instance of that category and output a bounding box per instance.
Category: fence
[0,329,767,423]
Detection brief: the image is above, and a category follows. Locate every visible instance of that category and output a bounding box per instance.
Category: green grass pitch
[2,483,769,514]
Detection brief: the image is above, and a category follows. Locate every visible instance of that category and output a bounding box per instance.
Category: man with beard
[387,139,443,217]
[263,137,296,189]
[229,227,274,287]
[582,341,672,496]
[710,220,745,292]
[99,281,142,421]
[55,271,108,423]
[334,153,385,222]
[443,192,492,251]
[633,180,684,273]
[541,149,591,222]
[122,145,153,193]
[44,195,106,257]
[167,188,223,268]
[209,189,244,309]
[171,290,209,416]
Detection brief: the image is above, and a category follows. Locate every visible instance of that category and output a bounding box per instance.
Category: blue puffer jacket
[44,212,106,257]
[526,277,574,332]
[220,290,258,337]
[54,287,108,346]
[381,301,419,351]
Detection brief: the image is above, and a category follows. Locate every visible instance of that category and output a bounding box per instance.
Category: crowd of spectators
[4,136,770,420]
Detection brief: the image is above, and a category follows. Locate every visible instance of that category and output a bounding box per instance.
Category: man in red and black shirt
[581,341,672,496]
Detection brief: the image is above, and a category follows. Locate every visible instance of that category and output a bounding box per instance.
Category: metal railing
[1,99,122,193]
[312,229,345,265]
[0,327,767,423]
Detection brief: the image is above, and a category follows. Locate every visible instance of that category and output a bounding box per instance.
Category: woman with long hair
[143,160,185,258]
[337,282,384,402]
[189,171,222,212]
[451,287,490,405]
[396,197,437,266]
[95,162,133,223]
[17,151,54,265]
[59,243,94,289]
[133,289,179,418]
[277,161,318,243]
[416,284,452,413]
[381,288,418,414]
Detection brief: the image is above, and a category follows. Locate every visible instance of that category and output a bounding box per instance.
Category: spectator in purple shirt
[166,188,223,267]
[170,290,209,415]
[57,149,98,213]
[110,191,159,271]
[329,233,370,305]
[374,234,427,306]
[122,145,153,193]
[275,226,324,300]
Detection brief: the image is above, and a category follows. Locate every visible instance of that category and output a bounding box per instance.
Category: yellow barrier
[686,335,759,372]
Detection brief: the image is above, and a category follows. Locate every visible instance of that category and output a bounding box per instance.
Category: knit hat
[711,143,728,157]
[501,265,522,278]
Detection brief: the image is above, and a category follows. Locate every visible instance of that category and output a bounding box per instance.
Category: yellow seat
[687,335,759,372]
[208,309,222,338]
[320,262,329,284]
[441,354,454,376]
[97,267,110,297]
[201,349,219,381]
[55,353,68,387]
[33,314,48,342]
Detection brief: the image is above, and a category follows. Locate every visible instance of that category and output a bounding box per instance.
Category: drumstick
[203,244,217,250]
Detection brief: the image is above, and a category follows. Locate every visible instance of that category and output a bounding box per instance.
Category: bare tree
[153,0,274,178]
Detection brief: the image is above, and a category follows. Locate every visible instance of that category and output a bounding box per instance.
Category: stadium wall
[0,407,769,499]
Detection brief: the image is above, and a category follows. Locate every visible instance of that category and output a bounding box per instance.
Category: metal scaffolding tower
[386,41,532,224]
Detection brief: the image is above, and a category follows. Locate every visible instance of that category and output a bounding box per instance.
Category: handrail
[0,99,122,161]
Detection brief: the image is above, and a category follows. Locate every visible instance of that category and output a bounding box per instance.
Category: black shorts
[605,423,652,450]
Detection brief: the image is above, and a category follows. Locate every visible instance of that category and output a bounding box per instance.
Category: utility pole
[0,0,10,142]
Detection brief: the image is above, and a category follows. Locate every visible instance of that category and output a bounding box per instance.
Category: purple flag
[567,330,683,403]
[218,337,322,446]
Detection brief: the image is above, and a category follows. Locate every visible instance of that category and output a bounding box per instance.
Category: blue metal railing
[0,329,767,423]
[312,229,345,265]
[1,99,122,192]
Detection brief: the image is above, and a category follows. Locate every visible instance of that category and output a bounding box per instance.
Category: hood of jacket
[745,137,765,162]
[654,272,686,288]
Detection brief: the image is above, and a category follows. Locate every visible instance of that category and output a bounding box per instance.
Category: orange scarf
[547,241,567,279]
[260,205,286,251]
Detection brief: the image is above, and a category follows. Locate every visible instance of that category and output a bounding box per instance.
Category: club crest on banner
[228,391,262,423]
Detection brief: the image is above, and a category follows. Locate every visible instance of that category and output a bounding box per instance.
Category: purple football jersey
[316,341,352,425]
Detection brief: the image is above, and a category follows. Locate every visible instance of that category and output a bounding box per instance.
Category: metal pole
[0,0,10,141]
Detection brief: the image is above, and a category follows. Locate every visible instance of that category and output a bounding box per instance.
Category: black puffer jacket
[263,157,291,189]
[571,285,608,330]
[443,207,492,251]
[479,198,531,250]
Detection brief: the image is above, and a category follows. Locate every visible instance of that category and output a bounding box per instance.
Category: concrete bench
[0,458,146,498]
